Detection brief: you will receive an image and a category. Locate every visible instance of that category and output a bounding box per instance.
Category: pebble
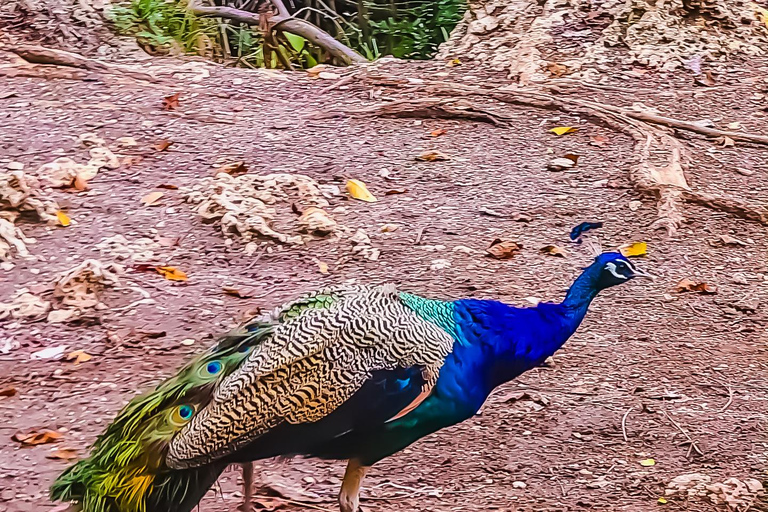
[512,481,527,489]
[181,338,195,346]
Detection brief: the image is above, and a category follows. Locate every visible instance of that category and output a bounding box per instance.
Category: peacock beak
[630,267,655,280]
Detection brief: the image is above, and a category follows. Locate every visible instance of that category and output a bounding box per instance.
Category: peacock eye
[205,360,223,375]
[169,404,196,426]
[178,405,194,420]
[238,345,251,354]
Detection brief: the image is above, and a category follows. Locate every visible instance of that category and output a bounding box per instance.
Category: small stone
[628,200,643,211]
[181,338,195,346]
[6,162,24,170]
[512,481,527,489]
[430,259,451,270]
[547,158,576,171]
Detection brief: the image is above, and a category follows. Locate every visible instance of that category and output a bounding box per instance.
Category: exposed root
[310,97,510,125]
[348,74,768,232]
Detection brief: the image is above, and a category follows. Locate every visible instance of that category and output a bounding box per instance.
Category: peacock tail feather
[51,284,457,512]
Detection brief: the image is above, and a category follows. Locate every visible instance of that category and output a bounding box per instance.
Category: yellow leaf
[640,458,656,467]
[156,266,188,281]
[56,211,71,227]
[549,126,578,136]
[141,191,164,206]
[318,261,329,274]
[757,7,768,28]
[65,350,92,364]
[346,179,377,202]
[619,241,647,257]
[658,497,668,504]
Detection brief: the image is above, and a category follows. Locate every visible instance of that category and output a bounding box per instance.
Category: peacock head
[591,252,652,290]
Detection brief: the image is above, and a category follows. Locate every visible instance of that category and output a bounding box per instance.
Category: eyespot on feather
[205,360,223,375]
[169,405,195,426]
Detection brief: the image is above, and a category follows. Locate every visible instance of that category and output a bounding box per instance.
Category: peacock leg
[339,458,370,512]
[240,462,254,512]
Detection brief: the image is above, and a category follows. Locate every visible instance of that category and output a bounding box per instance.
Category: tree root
[309,97,510,125]
[9,45,159,83]
[350,74,767,233]
[187,2,367,65]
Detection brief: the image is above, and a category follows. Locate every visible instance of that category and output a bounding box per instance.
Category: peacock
[51,250,650,512]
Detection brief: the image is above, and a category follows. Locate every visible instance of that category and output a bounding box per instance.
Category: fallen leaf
[716,234,745,246]
[162,93,180,110]
[540,245,567,257]
[385,188,408,195]
[317,71,340,80]
[716,136,735,147]
[154,139,173,152]
[0,386,17,397]
[140,191,164,206]
[758,6,768,29]
[549,126,578,136]
[563,153,580,164]
[216,161,248,176]
[31,345,67,360]
[46,448,78,460]
[317,261,329,274]
[486,239,522,259]
[56,211,71,227]
[13,429,62,446]
[694,71,716,87]
[675,278,717,294]
[222,287,254,298]
[157,183,179,190]
[619,242,647,257]
[447,58,461,67]
[156,266,188,282]
[430,128,447,137]
[415,150,449,162]
[65,350,92,364]
[546,62,567,77]
[658,497,668,504]
[122,155,144,167]
[639,458,656,467]
[589,135,610,147]
[346,179,377,202]
[73,173,90,191]
[547,158,576,171]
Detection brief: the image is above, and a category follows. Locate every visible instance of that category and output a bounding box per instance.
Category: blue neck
[561,267,600,316]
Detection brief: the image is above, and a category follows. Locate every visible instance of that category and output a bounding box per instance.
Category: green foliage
[110,0,223,55]
[346,0,467,59]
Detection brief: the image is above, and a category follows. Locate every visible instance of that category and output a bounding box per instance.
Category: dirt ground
[0,53,766,512]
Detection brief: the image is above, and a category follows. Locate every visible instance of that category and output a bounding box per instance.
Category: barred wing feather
[167,284,454,468]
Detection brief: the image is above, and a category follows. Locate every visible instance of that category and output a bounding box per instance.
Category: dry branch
[10,45,159,83]
[187,2,366,65]
[354,73,768,232]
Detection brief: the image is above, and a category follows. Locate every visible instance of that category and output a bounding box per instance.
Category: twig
[621,406,633,442]
[187,2,366,64]
[414,227,425,245]
[662,410,703,457]
[549,467,567,497]
[719,386,734,413]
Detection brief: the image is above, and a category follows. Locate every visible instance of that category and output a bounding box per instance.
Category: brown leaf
[546,62,567,77]
[430,128,447,137]
[157,183,179,190]
[122,155,144,167]
[384,188,408,195]
[162,93,180,110]
[715,136,735,147]
[563,153,580,164]
[73,173,90,191]
[675,278,717,294]
[154,139,173,152]
[46,448,79,460]
[0,386,17,397]
[140,191,164,206]
[416,150,449,162]
[540,245,567,257]
[589,135,610,147]
[216,161,248,176]
[65,350,92,365]
[694,71,716,87]
[222,287,255,299]
[486,239,522,259]
[13,429,62,446]
[156,266,188,282]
